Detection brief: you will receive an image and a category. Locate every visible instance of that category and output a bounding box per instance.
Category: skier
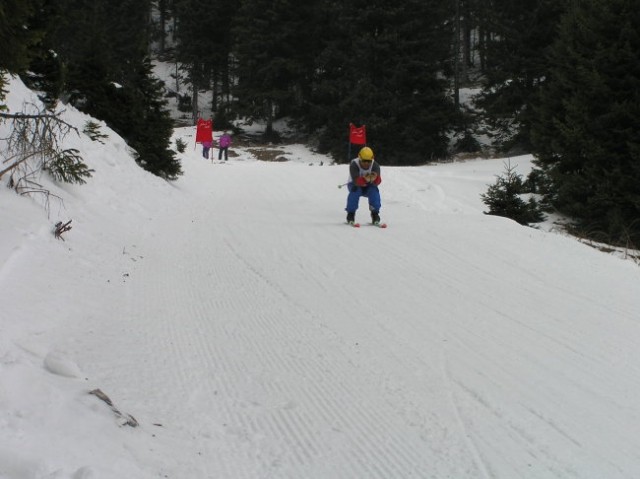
[218,131,232,161]
[202,140,212,159]
[345,146,382,225]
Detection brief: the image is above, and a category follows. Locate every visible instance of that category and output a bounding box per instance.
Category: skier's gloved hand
[355,176,367,187]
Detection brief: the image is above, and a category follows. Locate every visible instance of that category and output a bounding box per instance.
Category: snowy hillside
[2,76,640,479]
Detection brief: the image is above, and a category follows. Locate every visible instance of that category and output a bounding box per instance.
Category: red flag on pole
[195,118,213,143]
[349,123,366,145]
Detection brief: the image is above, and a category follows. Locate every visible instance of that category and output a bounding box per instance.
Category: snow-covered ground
[2,76,640,479]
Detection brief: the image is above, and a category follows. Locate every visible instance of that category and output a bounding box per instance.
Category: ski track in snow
[3,111,640,478]
[70,156,640,478]
[75,162,494,478]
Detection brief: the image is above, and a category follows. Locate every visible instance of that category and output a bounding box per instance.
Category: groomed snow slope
[2,77,640,479]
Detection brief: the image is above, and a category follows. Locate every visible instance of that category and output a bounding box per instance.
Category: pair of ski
[347,221,387,229]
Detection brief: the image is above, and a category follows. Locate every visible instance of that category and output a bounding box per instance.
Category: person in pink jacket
[218,132,232,161]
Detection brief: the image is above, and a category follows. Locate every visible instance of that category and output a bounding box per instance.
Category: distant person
[345,146,383,226]
[218,132,232,161]
[202,140,212,159]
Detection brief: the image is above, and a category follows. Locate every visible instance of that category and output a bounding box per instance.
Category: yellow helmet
[358,147,374,161]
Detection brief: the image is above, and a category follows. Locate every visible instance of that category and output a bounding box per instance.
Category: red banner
[349,123,366,145]
[195,118,213,143]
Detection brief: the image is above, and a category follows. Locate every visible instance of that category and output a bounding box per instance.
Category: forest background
[1,0,639,245]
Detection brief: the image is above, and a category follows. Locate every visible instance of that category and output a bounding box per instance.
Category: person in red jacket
[345,146,382,225]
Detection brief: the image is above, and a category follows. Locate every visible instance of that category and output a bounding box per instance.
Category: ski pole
[337,182,349,189]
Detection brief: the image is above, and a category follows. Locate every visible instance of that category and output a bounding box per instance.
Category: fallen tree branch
[54,219,72,240]
[89,388,139,427]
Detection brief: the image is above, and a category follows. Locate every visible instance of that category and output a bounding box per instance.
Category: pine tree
[173,0,240,125]
[232,0,318,141]
[531,0,640,245]
[0,0,44,73]
[481,162,544,225]
[20,0,69,109]
[174,0,218,120]
[36,0,182,179]
[125,58,182,179]
[305,0,455,165]
[0,0,44,102]
[207,0,241,120]
[475,0,566,152]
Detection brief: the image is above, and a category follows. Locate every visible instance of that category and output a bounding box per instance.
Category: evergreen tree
[207,0,241,121]
[0,0,44,101]
[296,0,344,153]
[122,58,182,179]
[174,0,218,119]
[232,0,318,141]
[306,0,454,165]
[155,0,170,56]
[475,0,566,152]
[481,161,544,225]
[20,0,68,108]
[0,0,44,73]
[37,0,181,179]
[173,0,240,125]
[531,0,640,245]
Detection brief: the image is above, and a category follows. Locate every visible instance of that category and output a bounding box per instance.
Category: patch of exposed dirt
[245,147,290,162]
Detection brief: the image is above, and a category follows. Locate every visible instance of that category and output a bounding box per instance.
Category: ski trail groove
[441,335,493,479]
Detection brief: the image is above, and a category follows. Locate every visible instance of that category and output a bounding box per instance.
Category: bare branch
[54,220,72,240]
[0,102,91,214]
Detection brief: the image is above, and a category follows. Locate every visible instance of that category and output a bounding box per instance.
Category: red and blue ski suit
[345,158,382,214]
